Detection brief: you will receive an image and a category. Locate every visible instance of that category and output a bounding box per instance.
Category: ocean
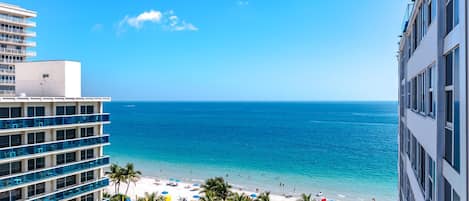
[104,102,398,201]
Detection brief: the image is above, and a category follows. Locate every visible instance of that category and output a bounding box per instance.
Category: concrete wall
[15,61,82,97]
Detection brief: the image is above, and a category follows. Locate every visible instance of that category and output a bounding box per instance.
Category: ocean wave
[310,120,396,126]
[351,112,397,117]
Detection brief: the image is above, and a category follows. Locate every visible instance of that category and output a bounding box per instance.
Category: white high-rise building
[0,3,36,96]
[0,4,111,201]
[398,0,468,201]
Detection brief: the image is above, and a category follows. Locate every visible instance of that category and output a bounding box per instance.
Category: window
[81,171,94,182]
[56,106,76,115]
[81,193,94,201]
[0,134,22,148]
[57,175,76,189]
[27,157,45,171]
[27,132,45,144]
[56,129,76,141]
[427,158,435,201]
[0,107,22,118]
[0,161,22,176]
[81,149,94,160]
[27,106,45,117]
[446,0,459,34]
[427,66,436,117]
[444,48,460,172]
[27,182,45,197]
[80,105,94,114]
[81,127,94,137]
[56,152,76,165]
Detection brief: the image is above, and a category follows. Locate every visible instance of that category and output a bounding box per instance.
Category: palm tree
[201,177,232,201]
[137,192,157,201]
[297,193,312,201]
[106,164,125,194]
[255,192,270,201]
[200,190,218,201]
[228,192,252,201]
[123,163,142,196]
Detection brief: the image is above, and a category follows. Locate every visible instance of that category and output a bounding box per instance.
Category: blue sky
[5,0,407,101]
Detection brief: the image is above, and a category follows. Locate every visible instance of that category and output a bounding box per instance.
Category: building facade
[0,4,111,201]
[398,0,468,201]
[0,3,35,96]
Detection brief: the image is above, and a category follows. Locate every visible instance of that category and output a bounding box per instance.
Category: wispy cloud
[118,9,197,33]
[237,0,249,6]
[91,23,103,32]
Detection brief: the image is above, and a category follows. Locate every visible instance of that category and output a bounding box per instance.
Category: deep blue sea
[104,102,398,201]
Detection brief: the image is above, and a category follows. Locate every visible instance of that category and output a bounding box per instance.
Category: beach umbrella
[193,195,200,199]
[192,183,199,187]
[165,195,172,201]
[250,194,257,198]
[162,191,169,195]
[175,179,181,182]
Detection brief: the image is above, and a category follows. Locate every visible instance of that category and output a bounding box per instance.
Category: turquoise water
[104,102,398,201]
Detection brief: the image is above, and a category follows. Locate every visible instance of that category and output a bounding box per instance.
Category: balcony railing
[0,135,109,160]
[0,157,110,190]
[28,178,109,201]
[0,14,36,27]
[0,48,36,56]
[0,36,35,46]
[401,2,415,33]
[0,113,110,130]
[0,26,36,37]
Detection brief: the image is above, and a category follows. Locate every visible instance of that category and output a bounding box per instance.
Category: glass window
[36,182,45,195]
[0,163,9,176]
[0,136,9,148]
[11,188,21,200]
[0,108,8,118]
[446,91,453,123]
[56,106,65,115]
[445,128,453,164]
[66,175,76,186]
[446,0,454,34]
[66,152,76,163]
[27,107,34,117]
[10,135,21,146]
[56,154,65,165]
[36,132,45,143]
[27,185,35,197]
[10,107,21,118]
[36,157,45,169]
[56,130,65,141]
[10,161,21,174]
[66,129,76,139]
[27,133,35,144]
[27,159,34,171]
[35,107,45,117]
[56,177,65,189]
[444,179,451,201]
[66,106,76,115]
[446,52,453,86]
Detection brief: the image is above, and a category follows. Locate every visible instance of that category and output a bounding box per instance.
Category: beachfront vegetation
[110,194,130,201]
[137,192,166,201]
[297,193,312,201]
[200,177,272,201]
[106,163,142,196]
[227,193,252,201]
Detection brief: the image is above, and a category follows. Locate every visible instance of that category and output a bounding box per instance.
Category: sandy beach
[106,176,303,201]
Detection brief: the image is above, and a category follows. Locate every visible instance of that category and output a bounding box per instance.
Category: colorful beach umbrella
[193,195,200,199]
[162,191,168,195]
[250,194,257,198]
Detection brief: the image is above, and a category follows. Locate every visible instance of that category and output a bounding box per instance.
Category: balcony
[0,135,109,161]
[401,2,415,33]
[0,14,36,27]
[0,157,110,190]
[0,48,35,56]
[0,36,35,47]
[28,178,109,201]
[0,113,110,131]
[0,27,36,37]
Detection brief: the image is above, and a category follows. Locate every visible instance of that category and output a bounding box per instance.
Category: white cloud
[118,9,197,33]
[237,0,249,6]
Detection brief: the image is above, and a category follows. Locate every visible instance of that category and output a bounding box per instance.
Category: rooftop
[0,96,111,103]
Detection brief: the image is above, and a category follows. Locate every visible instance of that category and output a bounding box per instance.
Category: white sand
[106,176,301,201]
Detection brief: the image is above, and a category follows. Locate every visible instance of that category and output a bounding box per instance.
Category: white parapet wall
[15,60,82,97]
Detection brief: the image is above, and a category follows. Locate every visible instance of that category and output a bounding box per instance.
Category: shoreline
[105,176,308,201]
